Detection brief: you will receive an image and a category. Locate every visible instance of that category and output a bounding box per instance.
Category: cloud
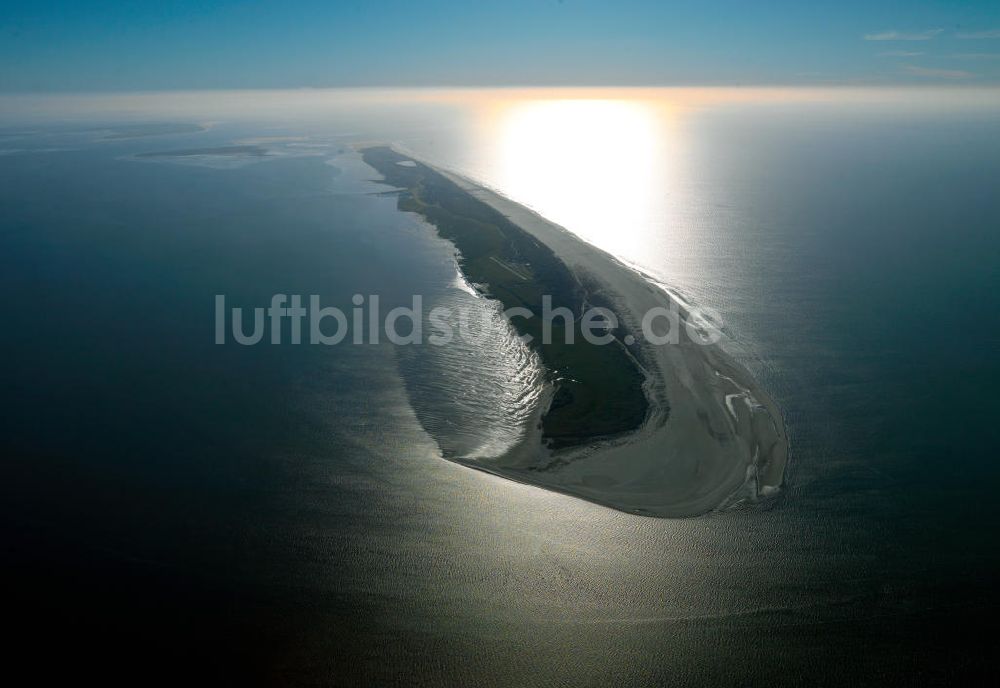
[903,64,974,79]
[948,53,1000,60]
[878,51,923,57]
[956,30,1000,40]
[864,29,943,41]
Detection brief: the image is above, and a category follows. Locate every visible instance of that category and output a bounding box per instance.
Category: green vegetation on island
[362,146,649,450]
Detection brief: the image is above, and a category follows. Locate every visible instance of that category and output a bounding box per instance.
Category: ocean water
[2,89,999,685]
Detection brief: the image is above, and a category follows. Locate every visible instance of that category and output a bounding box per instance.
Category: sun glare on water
[482,96,673,258]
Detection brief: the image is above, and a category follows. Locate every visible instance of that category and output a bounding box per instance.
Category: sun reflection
[482,97,673,258]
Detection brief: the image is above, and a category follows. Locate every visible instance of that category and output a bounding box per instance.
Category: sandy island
[368,146,788,518]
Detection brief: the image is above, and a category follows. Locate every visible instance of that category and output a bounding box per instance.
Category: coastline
[371,146,788,518]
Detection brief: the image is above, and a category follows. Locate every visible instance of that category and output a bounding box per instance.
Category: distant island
[362,145,787,517]
[100,122,207,140]
[137,144,267,158]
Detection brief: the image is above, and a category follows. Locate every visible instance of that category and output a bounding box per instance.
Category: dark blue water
[2,96,999,686]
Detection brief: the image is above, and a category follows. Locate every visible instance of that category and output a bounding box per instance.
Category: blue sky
[2,1,1000,91]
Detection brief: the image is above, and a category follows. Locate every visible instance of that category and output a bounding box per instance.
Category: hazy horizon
[4,84,1000,125]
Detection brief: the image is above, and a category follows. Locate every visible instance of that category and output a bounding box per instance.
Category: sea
[2,88,999,685]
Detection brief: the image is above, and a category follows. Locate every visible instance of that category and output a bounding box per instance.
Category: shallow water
[2,89,999,685]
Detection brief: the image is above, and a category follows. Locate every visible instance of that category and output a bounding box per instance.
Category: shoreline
[373,145,788,518]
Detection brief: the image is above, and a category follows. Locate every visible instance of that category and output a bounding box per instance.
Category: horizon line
[4,83,1000,97]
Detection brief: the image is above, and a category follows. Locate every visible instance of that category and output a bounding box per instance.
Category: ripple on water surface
[396,286,545,461]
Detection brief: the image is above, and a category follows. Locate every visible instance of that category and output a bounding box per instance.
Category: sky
[2,1,1000,91]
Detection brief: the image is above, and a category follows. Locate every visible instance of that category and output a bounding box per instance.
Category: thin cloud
[878,51,923,57]
[956,30,1000,40]
[903,64,974,79]
[948,53,1000,60]
[864,29,943,41]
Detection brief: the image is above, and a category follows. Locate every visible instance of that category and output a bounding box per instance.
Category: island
[362,145,788,517]
[100,122,207,140]
[137,144,267,158]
